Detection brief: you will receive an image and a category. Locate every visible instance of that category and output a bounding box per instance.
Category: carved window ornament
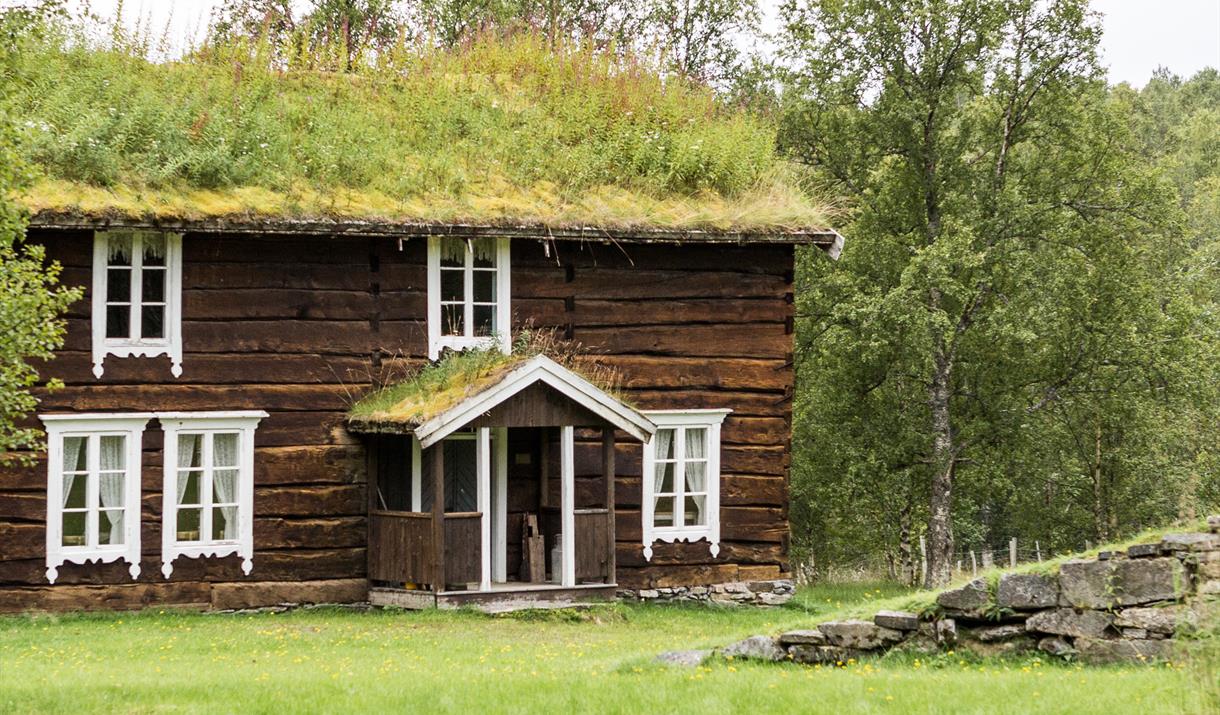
[41,413,153,584]
[159,411,267,578]
[91,230,183,378]
[640,409,730,561]
[426,236,511,360]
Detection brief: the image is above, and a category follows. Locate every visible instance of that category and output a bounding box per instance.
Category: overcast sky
[43,0,1220,87]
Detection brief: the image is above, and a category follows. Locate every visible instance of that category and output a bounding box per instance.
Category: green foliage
[0,1,81,462]
[4,14,825,231]
[782,0,1220,582]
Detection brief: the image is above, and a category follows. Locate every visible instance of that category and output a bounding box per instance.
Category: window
[41,414,152,583]
[426,237,511,360]
[641,409,730,561]
[159,412,267,577]
[91,230,183,378]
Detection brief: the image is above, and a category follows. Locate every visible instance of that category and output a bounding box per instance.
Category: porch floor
[370,582,618,613]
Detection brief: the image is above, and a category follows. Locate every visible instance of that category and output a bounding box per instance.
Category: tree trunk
[925,330,955,589]
[1092,418,1108,542]
[898,498,914,587]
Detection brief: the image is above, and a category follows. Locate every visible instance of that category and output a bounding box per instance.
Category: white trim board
[414,355,656,448]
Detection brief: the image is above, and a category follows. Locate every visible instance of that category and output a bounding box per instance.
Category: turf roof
[8,26,837,238]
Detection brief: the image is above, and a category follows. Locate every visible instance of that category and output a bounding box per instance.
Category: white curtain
[471,237,495,266]
[212,434,239,540]
[652,429,673,524]
[177,434,200,504]
[107,233,132,264]
[441,238,465,265]
[61,436,85,509]
[684,428,707,527]
[99,435,126,545]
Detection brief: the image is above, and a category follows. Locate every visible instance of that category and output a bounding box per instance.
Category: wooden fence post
[970,550,977,577]
[1009,537,1017,568]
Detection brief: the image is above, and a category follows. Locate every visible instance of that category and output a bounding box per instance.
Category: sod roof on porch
[347,351,654,447]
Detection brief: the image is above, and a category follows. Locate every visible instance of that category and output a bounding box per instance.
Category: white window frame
[159,411,267,578]
[40,413,153,584]
[641,409,730,561]
[91,230,184,379]
[426,236,511,360]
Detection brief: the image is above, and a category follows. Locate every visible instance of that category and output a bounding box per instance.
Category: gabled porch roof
[347,354,655,448]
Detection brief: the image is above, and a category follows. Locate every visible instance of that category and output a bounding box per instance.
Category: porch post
[477,427,491,592]
[602,427,616,584]
[431,445,446,592]
[560,425,575,587]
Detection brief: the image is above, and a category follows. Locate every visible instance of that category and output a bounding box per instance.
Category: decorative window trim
[40,413,153,584]
[91,230,184,379]
[426,236,511,360]
[159,411,267,578]
[640,409,731,561]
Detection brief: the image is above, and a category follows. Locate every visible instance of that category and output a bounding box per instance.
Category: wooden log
[603,356,790,391]
[255,516,366,550]
[36,384,357,413]
[615,563,740,589]
[615,540,784,568]
[40,352,379,386]
[209,578,368,610]
[624,390,789,418]
[254,485,366,518]
[0,581,213,613]
[512,267,788,300]
[573,324,789,359]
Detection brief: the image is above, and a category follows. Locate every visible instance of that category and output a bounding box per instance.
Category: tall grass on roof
[349,327,623,426]
[4,14,832,232]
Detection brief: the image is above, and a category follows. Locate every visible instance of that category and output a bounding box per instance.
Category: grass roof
[6,22,834,235]
[348,331,624,431]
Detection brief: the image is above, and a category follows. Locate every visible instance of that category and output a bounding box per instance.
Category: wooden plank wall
[0,230,794,611]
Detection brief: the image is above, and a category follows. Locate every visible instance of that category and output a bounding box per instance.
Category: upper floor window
[426,237,510,360]
[41,413,152,583]
[641,409,730,561]
[159,411,267,578]
[91,231,183,378]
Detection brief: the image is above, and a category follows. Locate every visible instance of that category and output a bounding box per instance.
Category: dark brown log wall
[0,229,794,610]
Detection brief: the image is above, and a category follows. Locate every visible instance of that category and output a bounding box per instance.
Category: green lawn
[0,583,1210,714]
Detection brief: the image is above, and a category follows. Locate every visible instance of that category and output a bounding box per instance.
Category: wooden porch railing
[574,508,613,583]
[443,512,482,586]
[368,510,432,585]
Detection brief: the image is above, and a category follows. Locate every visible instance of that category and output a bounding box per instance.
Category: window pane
[98,510,124,545]
[107,235,132,266]
[99,435,125,471]
[472,269,495,303]
[213,434,239,469]
[141,305,164,339]
[62,436,87,473]
[212,506,238,540]
[655,461,674,494]
[440,268,463,302]
[685,461,706,493]
[685,428,707,460]
[63,474,87,509]
[178,471,201,505]
[142,234,166,266]
[142,268,165,302]
[473,305,495,337]
[106,268,131,302]
[213,469,238,504]
[654,430,676,460]
[653,496,675,527]
[61,511,86,546]
[684,496,707,527]
[440,239,465,267]
[98,472,125,510]
[471,238,495,268]
[441,303,464,336]
[176,508,202,541]
[178,434,203,469]
[106,305,130,339]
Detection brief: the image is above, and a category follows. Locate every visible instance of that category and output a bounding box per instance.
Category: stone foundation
[619,579,794,606]
[662,517,1220,666]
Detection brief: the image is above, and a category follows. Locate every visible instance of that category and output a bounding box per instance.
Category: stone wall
[663,517,1220,667]
[619,579,794,606]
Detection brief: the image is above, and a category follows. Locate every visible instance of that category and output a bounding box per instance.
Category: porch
[348,355,655,610]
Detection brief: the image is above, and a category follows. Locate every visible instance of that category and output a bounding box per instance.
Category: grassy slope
[8,26,831,233]
[0,582,1205,715]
